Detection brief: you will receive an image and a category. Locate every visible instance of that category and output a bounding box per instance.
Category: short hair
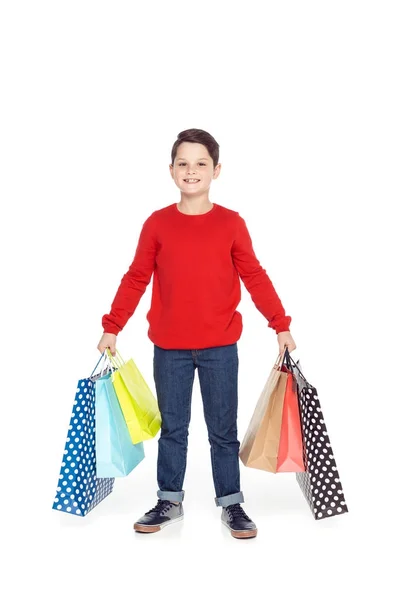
[171,128,220,169]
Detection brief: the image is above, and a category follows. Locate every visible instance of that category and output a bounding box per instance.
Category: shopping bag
[52,353,114,516]
[106,349,161,444]
[283,351,349,520]
[95,362,145,477]
[276,369,306,472]
[239,352,288,472]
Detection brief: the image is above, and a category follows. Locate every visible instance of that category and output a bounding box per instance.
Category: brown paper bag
[239,354,288,472]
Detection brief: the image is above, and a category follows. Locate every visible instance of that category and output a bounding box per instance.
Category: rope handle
[90,350,114,378]
[274,345,289,370]
[106,347,125,368]
[90,352,107,377]
[282,347,310,386]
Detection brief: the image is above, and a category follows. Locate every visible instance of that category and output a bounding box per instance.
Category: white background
[1,1,399,598]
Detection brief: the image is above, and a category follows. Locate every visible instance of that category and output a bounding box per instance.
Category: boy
[98,128,296,538]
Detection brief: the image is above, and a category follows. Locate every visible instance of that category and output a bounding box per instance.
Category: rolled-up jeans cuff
[157,489,185,502]
[214,491,244,507]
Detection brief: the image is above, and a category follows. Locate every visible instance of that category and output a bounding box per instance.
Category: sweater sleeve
[102,214,158,335]
[231,214,292,334]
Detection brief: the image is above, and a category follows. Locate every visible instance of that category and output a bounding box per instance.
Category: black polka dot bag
[282,348,349,520]
[52,353,115,517]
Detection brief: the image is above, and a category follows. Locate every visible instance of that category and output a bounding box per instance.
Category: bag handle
[90,352,107,377]
[282,347,310,386]
[91,350,116,378]
[275,343,296,369]
[106,347,125,369]
[273,347,288,370]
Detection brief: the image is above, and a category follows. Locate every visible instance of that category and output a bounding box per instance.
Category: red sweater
[102,202,292,349]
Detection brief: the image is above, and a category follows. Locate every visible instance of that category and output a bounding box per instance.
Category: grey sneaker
[134,499,184,533]
[221,503,258,539]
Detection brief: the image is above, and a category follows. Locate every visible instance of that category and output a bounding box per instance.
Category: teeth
[184,179,199,182]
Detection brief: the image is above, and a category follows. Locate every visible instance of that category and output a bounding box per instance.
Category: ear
[213,163,222,179]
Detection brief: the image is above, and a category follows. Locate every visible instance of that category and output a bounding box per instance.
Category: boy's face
[169,142,221,195]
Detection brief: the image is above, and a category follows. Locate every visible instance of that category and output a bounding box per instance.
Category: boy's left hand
[277,331,296,355]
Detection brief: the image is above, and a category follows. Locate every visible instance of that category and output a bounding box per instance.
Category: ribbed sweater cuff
[102,325,120,335]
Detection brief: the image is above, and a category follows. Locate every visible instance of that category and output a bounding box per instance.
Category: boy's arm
[102,215,158,335]
[231,214,292,334]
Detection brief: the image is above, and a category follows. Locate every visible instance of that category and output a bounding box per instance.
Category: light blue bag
[95,358,145,478]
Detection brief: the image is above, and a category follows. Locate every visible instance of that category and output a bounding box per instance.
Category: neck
[177,195,213,215]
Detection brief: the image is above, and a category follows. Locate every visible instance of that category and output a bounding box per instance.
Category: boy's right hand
[97,333,117,356]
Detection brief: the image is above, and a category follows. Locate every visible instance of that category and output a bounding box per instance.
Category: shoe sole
[134,514,184,533]
[222,520,258,539]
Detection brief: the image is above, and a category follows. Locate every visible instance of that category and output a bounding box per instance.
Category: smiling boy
[98,128,296,538]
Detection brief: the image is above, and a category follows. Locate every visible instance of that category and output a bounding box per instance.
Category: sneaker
[221,503,258,539]
[133,499,184,533]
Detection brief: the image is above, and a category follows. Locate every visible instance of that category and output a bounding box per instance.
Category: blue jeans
[153,343,244,508]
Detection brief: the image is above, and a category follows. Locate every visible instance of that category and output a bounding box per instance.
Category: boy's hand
[277,331,296,355]
[97,333,117,356]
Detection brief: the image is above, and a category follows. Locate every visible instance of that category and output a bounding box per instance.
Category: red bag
[276,369,305,472]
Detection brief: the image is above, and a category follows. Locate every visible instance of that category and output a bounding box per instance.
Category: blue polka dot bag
[52,354,115,516]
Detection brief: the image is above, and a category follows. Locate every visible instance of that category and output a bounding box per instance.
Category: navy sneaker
[134,499,184,533]
[221,503,258,538]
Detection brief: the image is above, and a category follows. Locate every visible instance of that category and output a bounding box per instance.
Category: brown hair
[171,128,220,169]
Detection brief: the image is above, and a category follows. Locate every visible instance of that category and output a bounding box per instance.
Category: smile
[184,179,200,183]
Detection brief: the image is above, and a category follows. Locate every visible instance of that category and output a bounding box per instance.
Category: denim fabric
[153,343,244,507]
